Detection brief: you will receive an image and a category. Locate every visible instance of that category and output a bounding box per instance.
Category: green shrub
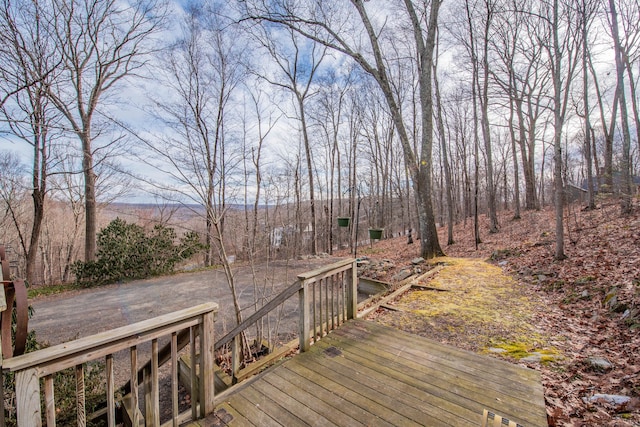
[72,218,205,286]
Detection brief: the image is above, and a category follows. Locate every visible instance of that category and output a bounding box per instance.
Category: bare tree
[253,25,327,255]
[137,3,246,322]
[0,0,63,284]
[433,55,455,245]
[546,0,581,259]
[44,0,165,262]
[581,0,597,210]
[243,0,445,259]
[607,0,634,213]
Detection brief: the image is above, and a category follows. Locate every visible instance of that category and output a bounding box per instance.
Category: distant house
[565,183,587,203]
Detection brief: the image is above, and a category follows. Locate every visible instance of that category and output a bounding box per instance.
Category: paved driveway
[29,257,343,346]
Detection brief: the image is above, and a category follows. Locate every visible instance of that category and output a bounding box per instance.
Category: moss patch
[372,257,554,356]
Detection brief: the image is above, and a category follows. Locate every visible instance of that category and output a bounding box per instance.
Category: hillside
[346,200,640,426]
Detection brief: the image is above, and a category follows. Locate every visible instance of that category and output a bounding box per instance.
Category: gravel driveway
[29,257,343,346]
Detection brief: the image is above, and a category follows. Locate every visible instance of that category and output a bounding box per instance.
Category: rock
[537,274,547,282]
[392,269,413,282]
[522,352,563,363]
[488,348,507,354]
[498,261,508,266]
[581,290,589,299]
[411,257,425,265]
[587,356,613,371]
[585,394,631,406]
[521,353,543,363]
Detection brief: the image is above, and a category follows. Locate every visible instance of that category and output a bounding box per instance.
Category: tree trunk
[582,0,595,210]
[479,1,498,233]
[82,134,97,262]
[608,0,633,214]
[434,67,455,244]
[552,0,566,260]
[508,93,521,219]
[298,96,317,255]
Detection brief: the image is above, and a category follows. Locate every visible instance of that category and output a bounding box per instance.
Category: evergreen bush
[72,218,205,286]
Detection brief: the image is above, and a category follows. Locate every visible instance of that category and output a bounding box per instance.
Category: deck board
[200,319,547,426]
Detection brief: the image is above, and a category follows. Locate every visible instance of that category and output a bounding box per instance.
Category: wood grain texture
[195,319,546,427]
[15,369,41,427]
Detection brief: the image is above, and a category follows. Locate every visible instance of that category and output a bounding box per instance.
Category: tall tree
[477,0,499,233]
[581,0,597,210]
[139,2,245,320]
[546,0,581,259]
[433,55,455,245]
[608,0,633,214]
[0,0,61,284]
[45,0,164,261]
[243,0,445,258]
[254,26,327,255]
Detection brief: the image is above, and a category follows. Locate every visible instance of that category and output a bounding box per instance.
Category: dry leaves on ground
[344,199,640,426]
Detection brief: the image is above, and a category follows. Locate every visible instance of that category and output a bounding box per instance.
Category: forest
[0,0,639,286]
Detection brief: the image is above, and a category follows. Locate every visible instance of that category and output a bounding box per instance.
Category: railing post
[15,368,42,427]
[346,260,358,320]
[200,310,215,417]
[298,280,310,352]
[231,336,241,385]
[1,362,5,427]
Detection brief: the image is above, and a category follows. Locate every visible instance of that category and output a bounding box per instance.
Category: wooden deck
[195,319,548,427]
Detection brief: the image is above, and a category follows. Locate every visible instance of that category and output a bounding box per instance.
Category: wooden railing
[1,258,357,426]
[215,258,357,383]
[2,302,218,427]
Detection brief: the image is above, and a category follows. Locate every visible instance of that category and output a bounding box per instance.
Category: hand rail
[217,258,357,383]
[3,302,218,427]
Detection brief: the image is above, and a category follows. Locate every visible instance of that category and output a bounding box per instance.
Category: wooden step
[178,354,232,394]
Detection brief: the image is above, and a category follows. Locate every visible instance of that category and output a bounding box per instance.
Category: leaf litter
[344,199,640,426]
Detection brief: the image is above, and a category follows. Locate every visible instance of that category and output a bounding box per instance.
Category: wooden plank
[76,364,86,427]
[225,392,282,427]
[358,283,413,318]
[15,369,41,427]
[151,339,160,426]
[106,354,115,427]
[204,402,256,427]
[171,333,179,427]
[252,377,332,427]
[211,319,546,427]
[310,338,480,425]
[322,322,546,426]
[275,365,385,427]
[216,280,302,350]
[340,320,542,386]
[299,284,311,352]
[130,346,140,427]
[190,327,197,422]
[4,303,217,372]
[347,260,357,320]
[234,338,297,383]
[297,258,353,281]
[200,311,216,417]
[330,324,544,410]
[300,344,451,426]
[262,368,367,427]
[44,375,55,427]
[283,357,423,427]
